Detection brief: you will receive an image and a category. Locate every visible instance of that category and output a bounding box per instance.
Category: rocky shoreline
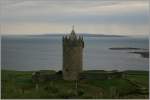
[109,47,148,50]
[129,51,149,58]
[109,47,149,58]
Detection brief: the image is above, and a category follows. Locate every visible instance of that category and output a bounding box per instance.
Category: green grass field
[1,70,149,99]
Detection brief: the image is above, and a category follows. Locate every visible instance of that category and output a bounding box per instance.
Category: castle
[62,26,84,80]
[32,26,124,82]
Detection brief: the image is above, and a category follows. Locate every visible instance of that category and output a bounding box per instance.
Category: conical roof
[70,25,76,39]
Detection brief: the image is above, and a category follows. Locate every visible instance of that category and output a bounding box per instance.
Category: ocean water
[1,35,149,71]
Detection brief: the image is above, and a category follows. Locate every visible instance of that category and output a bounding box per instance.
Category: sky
[0,0,149,36]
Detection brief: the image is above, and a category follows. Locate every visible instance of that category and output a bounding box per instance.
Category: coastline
[109,47,149,58]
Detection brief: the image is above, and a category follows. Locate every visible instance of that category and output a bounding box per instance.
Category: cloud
[0,0,149,35]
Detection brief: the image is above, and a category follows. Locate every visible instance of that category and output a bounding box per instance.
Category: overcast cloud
[0,0,149,35]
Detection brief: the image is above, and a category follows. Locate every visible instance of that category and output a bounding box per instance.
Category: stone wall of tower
[62,36,84,80]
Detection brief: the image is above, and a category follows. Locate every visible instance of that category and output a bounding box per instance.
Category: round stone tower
[62,26,84,80]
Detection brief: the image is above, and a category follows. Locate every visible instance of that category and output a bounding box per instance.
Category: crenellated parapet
[63,35,84,48]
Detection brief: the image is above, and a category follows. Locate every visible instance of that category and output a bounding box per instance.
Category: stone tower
[62,26,84,80]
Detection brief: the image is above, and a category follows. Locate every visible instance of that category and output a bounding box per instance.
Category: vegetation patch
[1,70,149,99]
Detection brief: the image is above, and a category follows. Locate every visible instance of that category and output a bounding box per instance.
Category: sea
[1,35,149,71]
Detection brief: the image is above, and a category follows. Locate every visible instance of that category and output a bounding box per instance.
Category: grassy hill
[1,70,149,99]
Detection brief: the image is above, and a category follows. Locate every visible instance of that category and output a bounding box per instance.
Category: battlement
[62,26,84,48]
[63,35,84,47]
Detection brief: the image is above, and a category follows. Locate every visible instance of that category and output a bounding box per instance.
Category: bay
[1,35,149,71]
